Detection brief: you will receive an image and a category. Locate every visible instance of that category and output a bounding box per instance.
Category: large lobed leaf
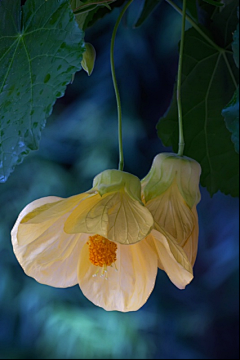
[0,0,85,183]
[157,1,239,197]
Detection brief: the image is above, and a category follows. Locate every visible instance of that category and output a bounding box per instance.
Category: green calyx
[93,169,142,202]
[141,153,201,208]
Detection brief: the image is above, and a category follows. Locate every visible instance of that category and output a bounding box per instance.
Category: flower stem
[110,0,134,171]
[176,0,187,157]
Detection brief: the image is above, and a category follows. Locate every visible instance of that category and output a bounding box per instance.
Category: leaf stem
[110,0,134,171]
[177,0,187,156]
[165,0,223,53]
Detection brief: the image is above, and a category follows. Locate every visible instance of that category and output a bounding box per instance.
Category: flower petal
[141,153,201,208]
[11,208,88,288]
[21,193,88,224]
[65,191,153,245]
[78,239,158,312]
[182,206,199,266]
[148,229,193,289]
[146,183,195,246]
[12,197,60,246]
[14,195,89,246]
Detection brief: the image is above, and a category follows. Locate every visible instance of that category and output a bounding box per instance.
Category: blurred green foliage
[0,1,239,359]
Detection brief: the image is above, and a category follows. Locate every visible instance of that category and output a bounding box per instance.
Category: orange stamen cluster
[87,234,117,268]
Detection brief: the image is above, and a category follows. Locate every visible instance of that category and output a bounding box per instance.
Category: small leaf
[222,87,239,153]
[134,0,163,28]
[81,43,96,76]
[0,0,85,182]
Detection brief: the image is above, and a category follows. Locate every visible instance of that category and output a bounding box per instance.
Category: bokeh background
[0,1,239,358]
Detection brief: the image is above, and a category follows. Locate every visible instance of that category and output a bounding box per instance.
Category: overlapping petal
[146,182,195,246]
[146,229,193,289]
[78,239,158,312]
[11,197,88,287]
[141,152,201,267]
[64,191,153,244]
[182,206,199,266]
[15,194,91,246]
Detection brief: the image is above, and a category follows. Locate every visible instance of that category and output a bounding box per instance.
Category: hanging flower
[11,169,193,312]
[141,153,201,267]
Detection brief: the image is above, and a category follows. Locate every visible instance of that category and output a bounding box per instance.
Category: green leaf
[157,2,239,197]
[0,0,85,183]
[202,0,224,7]
[134,0,163,28]
[222,87,239,153]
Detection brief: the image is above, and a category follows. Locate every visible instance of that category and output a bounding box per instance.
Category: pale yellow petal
[13,194,90,246]
[65,191,153,245]
[21,193,89,224]
[12,210,88,288]
[64,193,103,233]
[78,240,158,312]
[148,229,193,289]
[146,183,195,246]
[12,197,61,246]
[182,206,199,266]
[141,153,201,208]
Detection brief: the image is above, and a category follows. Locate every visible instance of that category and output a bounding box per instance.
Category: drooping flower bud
[141,153,201,266]
[142,153,201,208]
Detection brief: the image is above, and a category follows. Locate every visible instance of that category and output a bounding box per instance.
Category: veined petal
[146,183,195,246]
[13,197,62,246]
[11,209,88,288]
[78,239,158,312]
[64,193,103,233]
[20,193,90,224]
[141,153,201,208]
[182,206,199,266]
[64,191,153,244]
[148,229,193,289]
[13,195,85,247]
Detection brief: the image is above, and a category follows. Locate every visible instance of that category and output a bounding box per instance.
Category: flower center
[87,234,117,268]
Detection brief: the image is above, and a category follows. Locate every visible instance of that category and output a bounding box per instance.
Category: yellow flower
[11,169,193,312]
[141,153,201,266]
